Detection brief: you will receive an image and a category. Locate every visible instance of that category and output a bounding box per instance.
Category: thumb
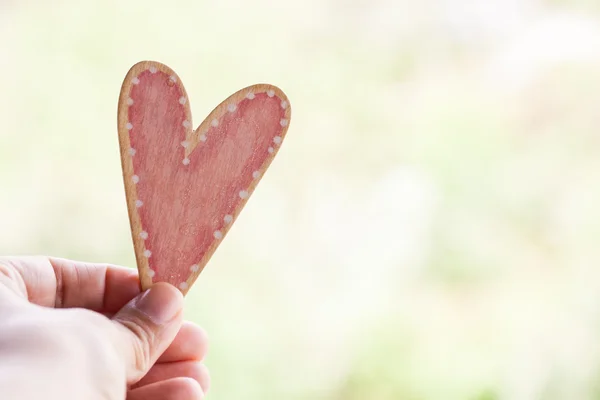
[111,282,184,383]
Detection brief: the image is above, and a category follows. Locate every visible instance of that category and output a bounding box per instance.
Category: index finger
[0,256,142,313]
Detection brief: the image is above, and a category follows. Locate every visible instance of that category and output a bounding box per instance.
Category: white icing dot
[190,264,200,273]
[280,119,289,127]
[268,147,274,153]
[169,75,177,83]
[199,134,207,142]
[246,92,255,100]
[143,249,152,258]
[179,282,189,291]
[132,77,140,85]
[183,120,191,128]
[149,66,157,73]
[128,147,136,156]
[147,269,155,278]
[227,104,237,112]
[273,136,282,144]
[239,190,249,199]
[211,119,219,127]
[213,230,223,239]
[224,214,233,224]
[132,175,140,184]
[179,96,187,105]
[267,90,275,97]
[281,100,288,109]
[183,158,190,165]
[252,170,260,179]
[126,122,133,130]
[181,141,189,148]
[135,199,143,208]
[140,231,148,240]
[126,98,134,105]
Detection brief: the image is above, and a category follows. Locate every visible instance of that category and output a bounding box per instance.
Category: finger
[49,257,142,312]
[112,282,184,383]
[0,256,141,311]
[132,361,210,392]
[127,377,204,400]
[158,322,208,363]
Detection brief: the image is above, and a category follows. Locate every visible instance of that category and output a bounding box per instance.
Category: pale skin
[0,256,210,399]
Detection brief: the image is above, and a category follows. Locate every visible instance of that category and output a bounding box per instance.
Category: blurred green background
[2,0,600,399]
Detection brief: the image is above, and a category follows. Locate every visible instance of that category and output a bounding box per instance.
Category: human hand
[0,256,210,400]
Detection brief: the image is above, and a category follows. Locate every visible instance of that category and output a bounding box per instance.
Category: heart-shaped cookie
[117,61,291,294]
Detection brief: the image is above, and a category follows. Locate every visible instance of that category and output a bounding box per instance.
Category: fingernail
[134,283,183,324]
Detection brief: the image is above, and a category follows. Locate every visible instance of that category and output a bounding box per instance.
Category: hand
[0,256,210,400]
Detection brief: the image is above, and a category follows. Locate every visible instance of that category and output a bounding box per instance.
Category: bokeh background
[2,0,600,399]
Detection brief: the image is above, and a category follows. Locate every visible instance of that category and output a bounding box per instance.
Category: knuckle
[115,313,156,376]
[172,377,204,398]
[197,363,211,394]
